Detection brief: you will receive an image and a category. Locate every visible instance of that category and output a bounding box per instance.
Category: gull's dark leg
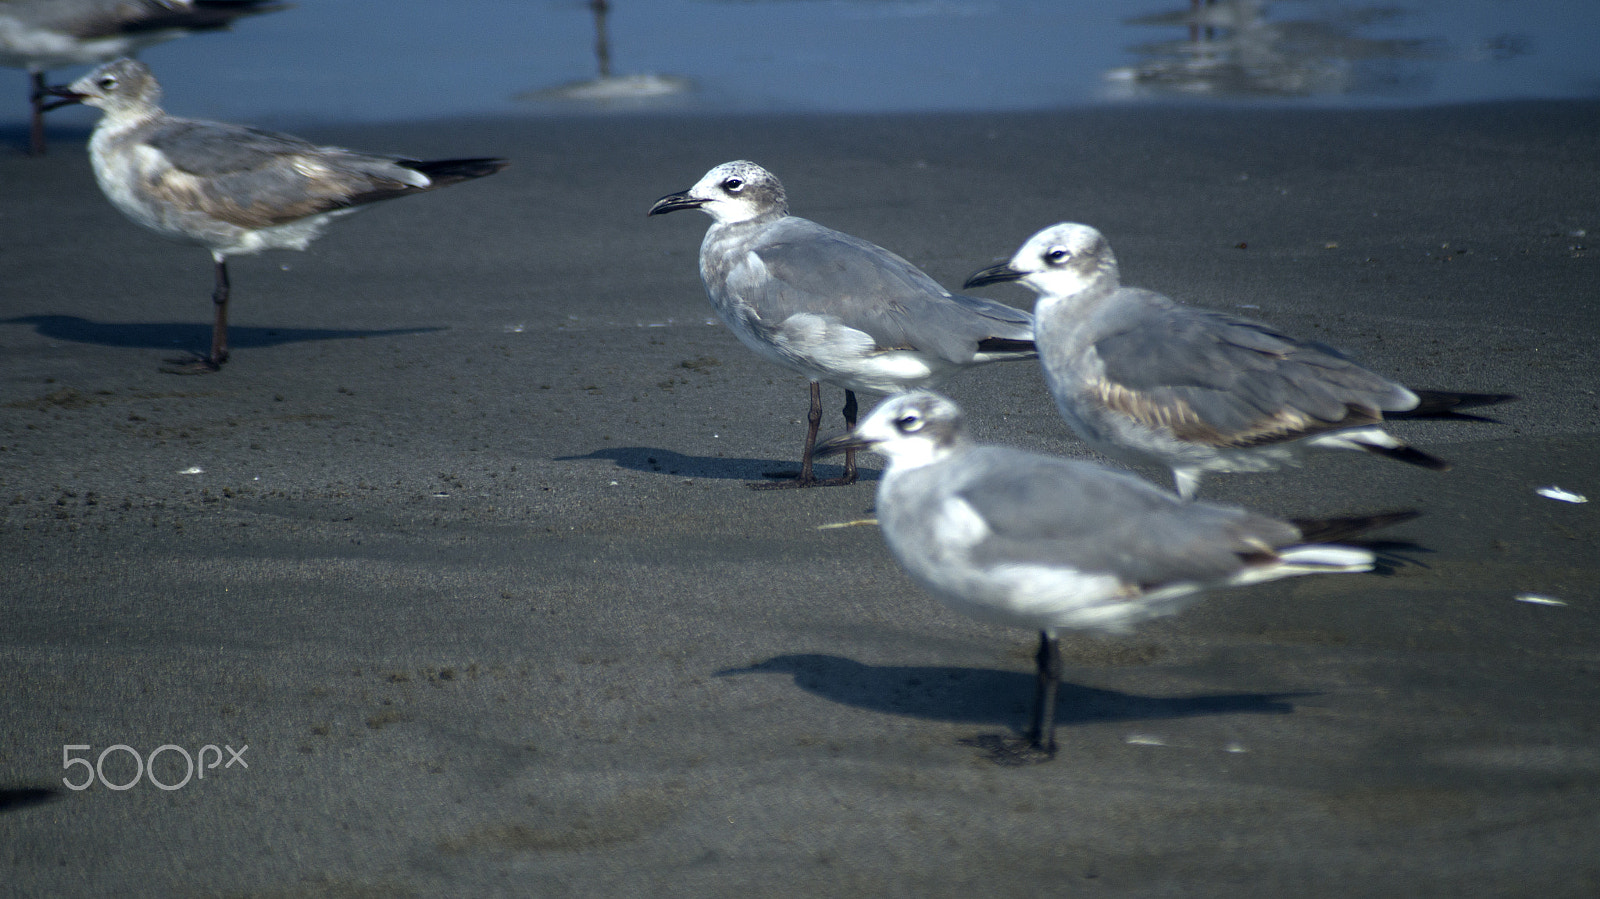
[28,72,48,156]
[162,256,230,374]
[798,379,823,483]
[1027,630,1062,754]
[752,382,857,489]
[959,630,1063,765]
[209,257,231,366]
[840,389,859,484]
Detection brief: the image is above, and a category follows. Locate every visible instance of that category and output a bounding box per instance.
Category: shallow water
[14,0,1600,128]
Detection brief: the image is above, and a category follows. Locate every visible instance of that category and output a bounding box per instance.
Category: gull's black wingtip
[1290,509,1421,544]
[411,157,511,183]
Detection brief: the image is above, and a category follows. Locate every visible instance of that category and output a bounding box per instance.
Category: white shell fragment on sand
[1536,486,1587,503]
[1125,733,1249,753]
[816,519,879,530]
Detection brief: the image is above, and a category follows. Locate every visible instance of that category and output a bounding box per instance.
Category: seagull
[50,57,508,372]
[648,160,1036,488]
[817,391,1409,757]
[965,222,1513,500]
[1,0,288,155]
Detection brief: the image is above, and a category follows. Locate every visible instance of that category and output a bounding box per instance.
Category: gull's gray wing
[1084,289,1416,448]
[24,0,283,40]
[115,0,286,35]
[140,118,430,229]
[6,0,165,39]
[735,217,1034,362]
[947,447,1297,587]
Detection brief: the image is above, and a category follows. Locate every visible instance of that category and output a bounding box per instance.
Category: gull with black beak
[648,160,1036,488]
[817,390,1409,757]
[1,0,288,155]
[50,57,508,372]
[965,222,1513,500]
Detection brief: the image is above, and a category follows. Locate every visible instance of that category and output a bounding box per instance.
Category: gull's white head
[648,160,789,225]
[816,391,967,471]
[59,58,163,120]
[964,222,1119,299]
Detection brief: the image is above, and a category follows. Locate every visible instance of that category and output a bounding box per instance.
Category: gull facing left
[52,57,508,371]
[649,160,1036,488]
[818,391,1405,757]
[966,223,1513,499]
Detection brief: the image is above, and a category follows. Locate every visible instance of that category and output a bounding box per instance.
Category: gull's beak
[963,262,1026,289]
[815,429,873,458]
[648,190,703,216]
[40,84,87,111]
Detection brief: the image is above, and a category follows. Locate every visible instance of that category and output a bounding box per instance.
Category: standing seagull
[648,160,1036,487]
[818,391,1404,756]
[965,222,1513,499]
[50,57,508,372]
[1,0,287,155]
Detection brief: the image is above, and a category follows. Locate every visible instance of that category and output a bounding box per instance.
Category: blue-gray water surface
[13,0,1600,129]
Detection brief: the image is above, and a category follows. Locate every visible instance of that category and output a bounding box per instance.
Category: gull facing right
[817,391,1405,757]
[965,222,1513,500]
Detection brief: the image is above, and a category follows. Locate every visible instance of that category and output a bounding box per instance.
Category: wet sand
[2,103,1598,896]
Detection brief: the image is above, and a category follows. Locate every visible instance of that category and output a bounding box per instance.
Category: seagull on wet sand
[965,222,1513,500]
[1,0,288,155]
[51,57,507,372]
[817,391,1409,757]
[648,160,1036,488]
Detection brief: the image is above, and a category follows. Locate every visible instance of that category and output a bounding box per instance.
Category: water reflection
[5,0,1588,130]
[1104,0,1456,98]
[518,1,692,107]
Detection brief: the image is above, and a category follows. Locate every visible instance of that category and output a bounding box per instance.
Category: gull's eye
[894,413,924,434]
[1044,245,1071,266]
[97,76,118,91]
[722,177,744,193]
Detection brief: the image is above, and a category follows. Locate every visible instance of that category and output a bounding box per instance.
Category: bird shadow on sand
[556,445,883,483]
[718,653,1309,762]
[1,314,444,355]
[0,786,61,814]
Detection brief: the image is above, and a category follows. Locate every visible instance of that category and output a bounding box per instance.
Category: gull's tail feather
[407,157,512,188]
[344,158,509,208]
[974,336,1038,360]
[1290,509,1420,545]
[1229,542,1375,587]
[1311,428,1450,471]
[1274,545,1376,573]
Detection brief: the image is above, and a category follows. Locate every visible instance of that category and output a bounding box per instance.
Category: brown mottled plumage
[967,223,1512,499]
[51,58,506,371]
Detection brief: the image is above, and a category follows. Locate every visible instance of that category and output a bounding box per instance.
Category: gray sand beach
[2,103,1598,895]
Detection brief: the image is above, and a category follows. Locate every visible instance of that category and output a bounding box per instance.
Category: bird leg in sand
[753,384,860,489]
[839,389,859,481]
[1027,630,1063,755]
[210,257,231,366]
[162,257,230,374]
